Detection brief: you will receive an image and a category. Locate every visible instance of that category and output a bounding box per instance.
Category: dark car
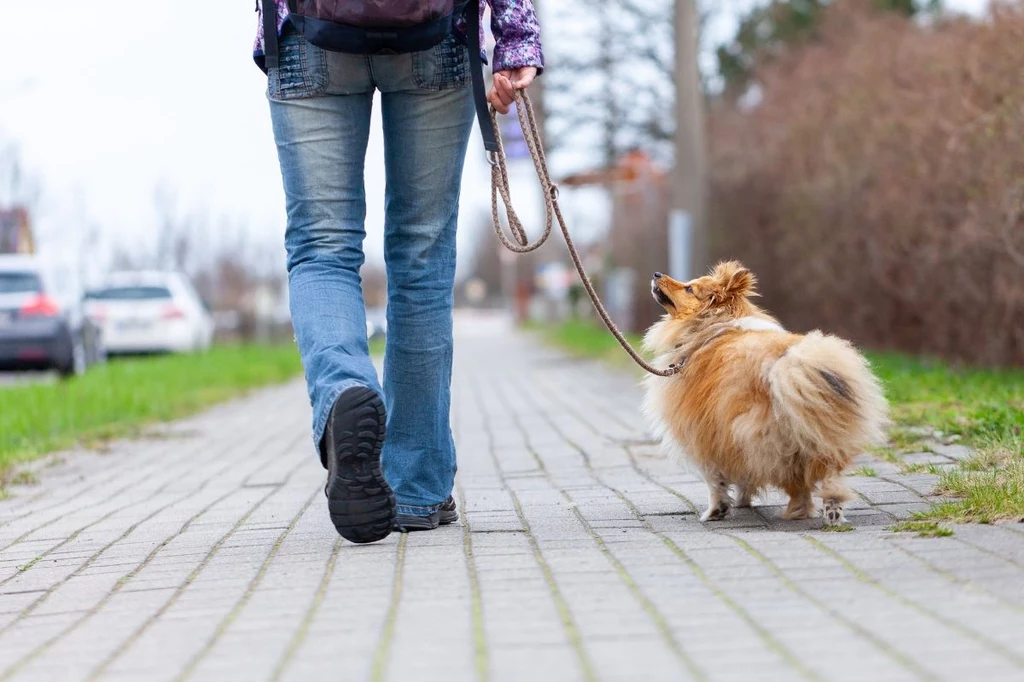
[0,256,104,378]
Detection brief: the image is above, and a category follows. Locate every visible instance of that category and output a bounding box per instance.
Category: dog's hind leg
[734,483,754,508]
[701,474,733,522]
[781,483,815,520]
[820,477,854,526]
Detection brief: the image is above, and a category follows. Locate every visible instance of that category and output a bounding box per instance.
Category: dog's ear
[710,261,757,302]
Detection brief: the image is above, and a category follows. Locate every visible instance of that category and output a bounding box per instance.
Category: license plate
[0,311,13,328]
[117,319,152,331]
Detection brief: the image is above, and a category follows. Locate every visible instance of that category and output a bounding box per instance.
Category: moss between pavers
[891,520,954,538]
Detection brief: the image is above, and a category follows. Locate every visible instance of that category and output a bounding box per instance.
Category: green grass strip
[0,345,303,476]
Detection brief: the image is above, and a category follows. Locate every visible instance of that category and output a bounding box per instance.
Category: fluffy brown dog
[642,261,889,525]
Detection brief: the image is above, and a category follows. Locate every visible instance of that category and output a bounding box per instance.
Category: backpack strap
[263,0,280,71]
[465,4,499,153]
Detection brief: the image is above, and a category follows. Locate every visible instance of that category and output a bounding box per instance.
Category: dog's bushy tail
[768,332,889,461]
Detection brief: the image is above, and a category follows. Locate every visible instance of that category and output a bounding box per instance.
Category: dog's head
[650,261,758,320]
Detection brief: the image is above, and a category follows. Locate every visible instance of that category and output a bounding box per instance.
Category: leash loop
[489,90,678,378]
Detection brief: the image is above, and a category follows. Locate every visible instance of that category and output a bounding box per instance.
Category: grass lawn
[530,318,1024,524]
[0,345,303,486]
[527,318,645,368]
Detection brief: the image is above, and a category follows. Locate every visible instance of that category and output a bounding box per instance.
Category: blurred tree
[0,141,41,210]
[361,264,387,308]
[716,0,942,95]
[463,209,543,309]
[543,0,677,169]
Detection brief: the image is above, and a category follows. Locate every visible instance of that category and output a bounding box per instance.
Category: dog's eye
[684,286,694,294]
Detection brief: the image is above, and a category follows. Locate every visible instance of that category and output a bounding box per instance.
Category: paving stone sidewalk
[2,313,1024,682]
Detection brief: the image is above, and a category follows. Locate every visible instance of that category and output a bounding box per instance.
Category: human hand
[487,67,538,115]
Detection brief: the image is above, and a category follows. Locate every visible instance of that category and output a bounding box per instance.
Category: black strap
[466,4,499,153]
[263,0,280,71]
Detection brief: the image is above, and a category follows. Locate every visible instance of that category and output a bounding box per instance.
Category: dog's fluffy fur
[642,261,889,525]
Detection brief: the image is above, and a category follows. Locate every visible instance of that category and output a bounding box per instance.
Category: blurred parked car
[0,255,105,377]
[84,271,214,355]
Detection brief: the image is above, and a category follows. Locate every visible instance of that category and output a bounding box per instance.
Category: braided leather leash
[487,90,679,377]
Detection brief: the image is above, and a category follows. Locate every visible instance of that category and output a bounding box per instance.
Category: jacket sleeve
[488,0,545,73]
[255,0,289,56]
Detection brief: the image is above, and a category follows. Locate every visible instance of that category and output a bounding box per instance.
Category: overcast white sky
[0,0,990,286]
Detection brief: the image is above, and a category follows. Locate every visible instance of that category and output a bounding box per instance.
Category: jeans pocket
[412,34,470,91]
[268,27,329,100]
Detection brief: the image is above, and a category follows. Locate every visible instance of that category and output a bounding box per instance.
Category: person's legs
[269,29,379,445]
[372,37,475,526]
[268,27,395,542]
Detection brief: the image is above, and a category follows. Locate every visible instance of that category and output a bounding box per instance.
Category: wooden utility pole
[670,0,708,281]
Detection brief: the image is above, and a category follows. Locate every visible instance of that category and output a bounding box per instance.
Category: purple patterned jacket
[254,1,543,74]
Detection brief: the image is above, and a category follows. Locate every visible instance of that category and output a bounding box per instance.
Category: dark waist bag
[263,0,498,152]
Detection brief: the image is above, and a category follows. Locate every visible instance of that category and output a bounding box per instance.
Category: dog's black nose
[653,272,663,279]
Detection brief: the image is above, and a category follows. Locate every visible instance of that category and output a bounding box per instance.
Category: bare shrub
[710,0,1024,365]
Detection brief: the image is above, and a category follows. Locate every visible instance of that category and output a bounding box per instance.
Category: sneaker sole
[325,387,396,544]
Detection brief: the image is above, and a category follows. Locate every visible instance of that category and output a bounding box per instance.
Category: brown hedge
[709,0,1024,366]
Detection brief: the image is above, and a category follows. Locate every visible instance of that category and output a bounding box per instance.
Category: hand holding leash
[488,68,538,114]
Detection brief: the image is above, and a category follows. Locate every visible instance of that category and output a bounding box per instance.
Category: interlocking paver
[1,312,1023,681]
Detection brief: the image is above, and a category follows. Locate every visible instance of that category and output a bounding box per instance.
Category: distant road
[0,371,57,387]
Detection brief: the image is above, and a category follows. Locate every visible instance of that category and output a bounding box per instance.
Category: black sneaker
[439,496,459,525]
[323,386,396,544]
[394,496,458,533]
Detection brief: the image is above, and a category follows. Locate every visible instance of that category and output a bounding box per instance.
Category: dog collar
[671,328,729,370]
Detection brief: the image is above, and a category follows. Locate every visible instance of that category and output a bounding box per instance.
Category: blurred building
[0,206,35,255]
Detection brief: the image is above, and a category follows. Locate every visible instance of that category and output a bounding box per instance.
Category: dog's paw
[822,500,847,526]
[701,501,731,522]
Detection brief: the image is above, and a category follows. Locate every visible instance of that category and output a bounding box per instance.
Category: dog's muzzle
[651,279,672,307]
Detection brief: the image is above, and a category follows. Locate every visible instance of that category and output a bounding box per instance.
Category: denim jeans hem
[396,503,441,517]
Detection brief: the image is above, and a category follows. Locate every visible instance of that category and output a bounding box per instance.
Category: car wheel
[58,340,88,380]
[89,327,107,365]
[95,341,108,365]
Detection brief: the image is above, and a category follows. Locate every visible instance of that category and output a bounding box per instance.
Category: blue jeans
[268,26,475,516]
